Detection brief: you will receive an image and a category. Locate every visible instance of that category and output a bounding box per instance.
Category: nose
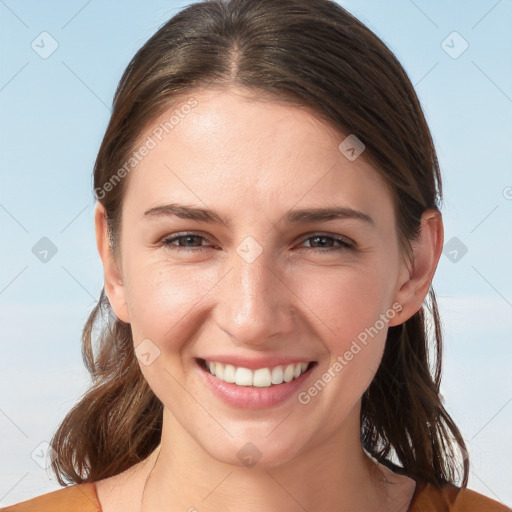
[214,248,295,348]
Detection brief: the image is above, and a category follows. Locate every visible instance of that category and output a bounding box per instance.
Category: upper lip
[196,355,316,370]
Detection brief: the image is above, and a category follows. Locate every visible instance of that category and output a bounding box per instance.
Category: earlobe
[388,209,444,327]
[94,202,131,323]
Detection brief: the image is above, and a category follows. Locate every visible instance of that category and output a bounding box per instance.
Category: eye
[298,233,354,254]
[161,232,354,254]
[161,232,212,252]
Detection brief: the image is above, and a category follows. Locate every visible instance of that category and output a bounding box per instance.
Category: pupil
[313,236,331,247]
[182,235,199,246]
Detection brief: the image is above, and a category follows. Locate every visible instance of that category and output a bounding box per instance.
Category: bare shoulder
[0,483,100,511]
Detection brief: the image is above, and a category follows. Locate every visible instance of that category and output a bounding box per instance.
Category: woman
[2,0,509,510]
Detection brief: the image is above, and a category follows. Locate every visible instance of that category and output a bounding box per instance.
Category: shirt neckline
[88,475,428,512]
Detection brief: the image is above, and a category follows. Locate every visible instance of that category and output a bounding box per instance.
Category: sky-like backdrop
[1,0,511,507]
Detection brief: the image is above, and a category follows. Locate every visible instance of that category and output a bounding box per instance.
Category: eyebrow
[143,203,375,227]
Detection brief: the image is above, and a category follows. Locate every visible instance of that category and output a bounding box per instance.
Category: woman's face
[100,87,418,467]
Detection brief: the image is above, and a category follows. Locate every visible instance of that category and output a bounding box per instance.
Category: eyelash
[161,232,354,254]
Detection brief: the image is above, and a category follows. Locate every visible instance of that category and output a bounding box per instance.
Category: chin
[201,432,307,470]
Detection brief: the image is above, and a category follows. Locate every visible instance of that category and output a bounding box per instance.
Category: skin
[93,87,443,512]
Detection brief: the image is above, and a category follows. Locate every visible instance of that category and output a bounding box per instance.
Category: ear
[94,202,130,323]
[388,208,444,327]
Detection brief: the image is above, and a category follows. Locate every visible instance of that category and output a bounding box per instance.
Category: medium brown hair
[50,0,469,487]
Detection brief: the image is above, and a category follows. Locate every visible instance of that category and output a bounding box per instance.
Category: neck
[140,405,414,512]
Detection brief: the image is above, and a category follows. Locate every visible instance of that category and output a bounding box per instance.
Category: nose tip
[214,255,295,347]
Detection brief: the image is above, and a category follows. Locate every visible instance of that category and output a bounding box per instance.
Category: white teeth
[271,365,283,384]
[253,368,271,387]
[214,362,224,380]
[223,364,236,383]
[235,367,253,386]
[282,364,293,382]
[203,360,311,387]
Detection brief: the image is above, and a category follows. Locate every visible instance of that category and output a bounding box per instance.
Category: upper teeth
[206,360,309,387]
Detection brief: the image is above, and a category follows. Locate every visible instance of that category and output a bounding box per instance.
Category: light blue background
[1,0,511,507]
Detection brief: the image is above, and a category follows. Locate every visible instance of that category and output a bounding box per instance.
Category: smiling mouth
[196,358,317,387]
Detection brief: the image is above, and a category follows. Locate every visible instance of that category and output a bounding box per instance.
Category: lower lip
[196,359,317,409]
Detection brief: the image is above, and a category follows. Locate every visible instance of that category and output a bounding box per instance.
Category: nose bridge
[216,242,293,345]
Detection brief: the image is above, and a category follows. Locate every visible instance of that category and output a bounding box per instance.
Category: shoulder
[0,483,101,512]
[411,481,511,511]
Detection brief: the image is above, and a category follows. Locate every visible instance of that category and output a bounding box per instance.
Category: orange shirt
[1,479,510,511]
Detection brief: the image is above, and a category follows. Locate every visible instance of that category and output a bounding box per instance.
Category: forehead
[122,87,394,226]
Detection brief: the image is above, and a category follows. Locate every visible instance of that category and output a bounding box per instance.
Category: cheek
[296,262,392,344]
[123,260,216,346]
[123,246,394,358]
[295,265,391,393]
